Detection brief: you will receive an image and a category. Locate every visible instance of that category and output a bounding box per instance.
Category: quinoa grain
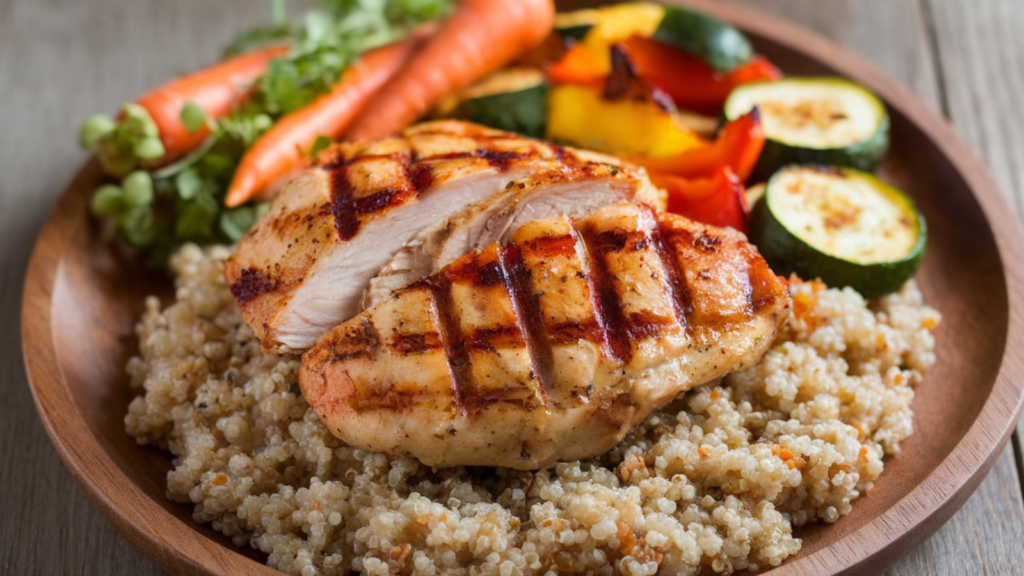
[126,246,939,575]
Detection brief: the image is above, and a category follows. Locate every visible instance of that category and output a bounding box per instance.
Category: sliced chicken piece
[301,202,790,470]
[225,121,648,353]
[362,163,664,309]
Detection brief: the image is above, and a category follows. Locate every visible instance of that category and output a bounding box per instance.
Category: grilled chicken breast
[225,121,660,353]
[362,163,663,309]
[301,202,789,470]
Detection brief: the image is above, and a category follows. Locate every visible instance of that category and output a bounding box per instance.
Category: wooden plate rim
[20,2,1024,575]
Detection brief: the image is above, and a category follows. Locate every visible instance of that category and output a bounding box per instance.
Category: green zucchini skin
[726,78,891,181]
[460,83,549,139]
[652,6,753,72]
[752,166,926,299]
[751,113,889,182]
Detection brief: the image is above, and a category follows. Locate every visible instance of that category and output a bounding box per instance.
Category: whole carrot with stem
[346,0,556,140]
[225,28,435,208]
[137,44,290,163]
[81,45,289,176]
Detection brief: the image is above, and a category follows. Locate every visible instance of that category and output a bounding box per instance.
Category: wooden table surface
[3,0,1023,574]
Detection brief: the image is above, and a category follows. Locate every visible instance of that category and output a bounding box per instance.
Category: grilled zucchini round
[752,165,926,298]
[725,77,890,180]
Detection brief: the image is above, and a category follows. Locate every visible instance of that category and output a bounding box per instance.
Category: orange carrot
[136,44,289,165]
[345,0,556,140]
[225,30,433,207]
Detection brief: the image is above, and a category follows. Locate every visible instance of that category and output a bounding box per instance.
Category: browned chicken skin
[300,202,790,470]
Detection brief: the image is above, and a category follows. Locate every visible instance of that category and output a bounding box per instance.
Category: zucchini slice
[457,68,549,138]
[652,5,753,72]
[752,165,926,298]
[555,8,600,41]
[725,77,890,179]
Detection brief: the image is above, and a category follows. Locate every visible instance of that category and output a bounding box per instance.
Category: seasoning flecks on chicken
[300,202,790,470]
[224,121,661,353]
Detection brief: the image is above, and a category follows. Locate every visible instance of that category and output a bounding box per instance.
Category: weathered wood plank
[924,0,1024,218]
[924,0,1024,496]
[924,0,1024,502]
[0,1,275,575]
[731,0,942,107]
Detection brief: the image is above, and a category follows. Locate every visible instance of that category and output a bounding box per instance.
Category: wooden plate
[21,1,1024,575]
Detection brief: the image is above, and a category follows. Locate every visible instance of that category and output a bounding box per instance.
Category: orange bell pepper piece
[546,42,605,87]
[650,166,751,234]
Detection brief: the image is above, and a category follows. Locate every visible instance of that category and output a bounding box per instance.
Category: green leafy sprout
[81,0,452,268]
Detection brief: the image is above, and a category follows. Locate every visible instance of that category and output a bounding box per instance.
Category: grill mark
[548,319,602,345]
[330,316,381,362]
[408,162,435,193]
[522,233,576,260]
[467,325,525,352]
[425,273,470,416]
[748,253,781,313]
[570,219,632,364]
[624,311,673,341]
[390,332,442,355]
[329,165,416,241]
[415,148,527,171]
[448,257,503,286]
[645,209,694,332]
[229,267,278,305]
[321,151,407,170]
[500,243,554,405]
[463,392,537,411]
[329,165,359,240]
[350,387,426,412]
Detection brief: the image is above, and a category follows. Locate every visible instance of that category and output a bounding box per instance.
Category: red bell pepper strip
[629,109,765,182]
[650,166,751,234]
[546,42,605,87]
[620,36,781,115]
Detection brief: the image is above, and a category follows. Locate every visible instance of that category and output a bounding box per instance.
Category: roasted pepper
[650,166,751,234]
[620,36,781,115]
[581,2,666,73]
[547,46,707,158]
[628,109,765,181]
[546,42,605,87]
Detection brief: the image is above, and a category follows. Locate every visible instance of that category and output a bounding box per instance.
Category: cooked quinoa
[126,244,940,576]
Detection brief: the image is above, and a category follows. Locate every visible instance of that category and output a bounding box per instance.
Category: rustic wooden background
[2,0,1023,574]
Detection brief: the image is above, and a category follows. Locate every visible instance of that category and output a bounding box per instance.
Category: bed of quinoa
[125,244,940,576]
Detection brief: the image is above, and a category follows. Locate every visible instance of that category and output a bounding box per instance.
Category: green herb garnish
[81,0,451,267]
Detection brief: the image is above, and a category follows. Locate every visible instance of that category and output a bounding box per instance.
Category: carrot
[345,0,556,140]
[224,30,433,207]
[135,44,289,165]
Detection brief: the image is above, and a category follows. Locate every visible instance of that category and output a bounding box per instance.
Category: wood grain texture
[4,2,1024,576]
[917,0,1024,567]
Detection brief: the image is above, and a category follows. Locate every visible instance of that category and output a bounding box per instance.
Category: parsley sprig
[80,0,451,267]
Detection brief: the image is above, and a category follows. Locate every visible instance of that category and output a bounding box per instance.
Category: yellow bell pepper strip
[546,46,707,158]
[627,109,765,181]
[650,165,751,234]
[581,2,666,74]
